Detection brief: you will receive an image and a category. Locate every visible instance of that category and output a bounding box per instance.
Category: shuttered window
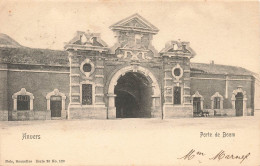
[17,95,30,110]
[214,97,220,109]
[82,84,92,105]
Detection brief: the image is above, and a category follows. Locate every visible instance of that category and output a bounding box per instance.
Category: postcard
[0,0,259,165]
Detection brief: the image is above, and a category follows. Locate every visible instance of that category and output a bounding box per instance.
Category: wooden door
[235,93,243,116]
[50,96,62,117]
[193,97,201,113]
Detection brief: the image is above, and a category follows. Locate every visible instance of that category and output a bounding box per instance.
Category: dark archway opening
[115,72,152,118]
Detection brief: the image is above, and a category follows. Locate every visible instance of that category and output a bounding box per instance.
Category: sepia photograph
[0,0,260,165]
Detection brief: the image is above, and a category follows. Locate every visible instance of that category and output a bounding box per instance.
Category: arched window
[173,86,181,104]
[12,88,34,111]
[211,92,224,109]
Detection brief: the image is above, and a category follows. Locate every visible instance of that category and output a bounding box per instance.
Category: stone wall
[164,105,193,118]
[6,65,70,120]
[190,73,254,115]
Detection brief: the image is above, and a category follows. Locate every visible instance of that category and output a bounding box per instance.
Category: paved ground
[1,116,260,166]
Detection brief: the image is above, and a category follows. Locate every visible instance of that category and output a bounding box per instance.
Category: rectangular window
[82,84,92,105]
[17,95,30,110]
[214,97,220,109]
[173,87,181,104]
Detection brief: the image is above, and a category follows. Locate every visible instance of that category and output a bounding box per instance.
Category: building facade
[0,14,255,121]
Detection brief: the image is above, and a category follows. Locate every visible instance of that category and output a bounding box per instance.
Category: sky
[0,0,259,73]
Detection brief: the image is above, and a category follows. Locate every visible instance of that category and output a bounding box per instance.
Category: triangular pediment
[110,13,159,34]
[123,18,153,29]
[160,41,196,58]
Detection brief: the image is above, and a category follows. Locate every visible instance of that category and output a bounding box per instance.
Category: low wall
[163,105,193,118]
[11,110,67,121]
[0,110,8,121]
[68,105,107,119]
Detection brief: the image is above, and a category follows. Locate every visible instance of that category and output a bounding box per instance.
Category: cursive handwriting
[178,149,205,160]
[178,149,250,164]
[209,150,250,164]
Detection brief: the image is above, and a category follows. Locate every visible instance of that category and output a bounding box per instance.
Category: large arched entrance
[107,65,161,119]
[115,72,152,118]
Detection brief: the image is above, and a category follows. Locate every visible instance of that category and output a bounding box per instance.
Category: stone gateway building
[0,14,255,121]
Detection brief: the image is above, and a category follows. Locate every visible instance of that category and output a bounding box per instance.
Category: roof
[0,34,254,76]
[65,31,108,50]
[0,33,22,48]
[109,13,159,34]
[0,47,68,66]
[190,63,254,76]
[160,40,196,58]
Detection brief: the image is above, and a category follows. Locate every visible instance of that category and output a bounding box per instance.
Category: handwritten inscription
[178,149,250,164]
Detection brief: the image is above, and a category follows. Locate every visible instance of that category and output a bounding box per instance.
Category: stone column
[225,75,229,99]
[61,96,66,119]
[29,97,34,120]
[200,98,204,110]
[69,51,81,104]
[13,99,17,111]
[94,57,105,105]
[220,98,224,109]
[151,96,161,118]
[47,99,50,111]
[68,51,81,119]
[183,67,191,105]
[30,98,34,111]
[243,97,247,116]
[107,93,116,119]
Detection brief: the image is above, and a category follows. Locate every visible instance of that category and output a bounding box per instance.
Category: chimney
[210,60,214,65]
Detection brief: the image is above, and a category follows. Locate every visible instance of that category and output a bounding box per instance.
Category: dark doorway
[193,97,201,114]
[115,72,152,118]
[50,96,62,117]
[235,92,243,116]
